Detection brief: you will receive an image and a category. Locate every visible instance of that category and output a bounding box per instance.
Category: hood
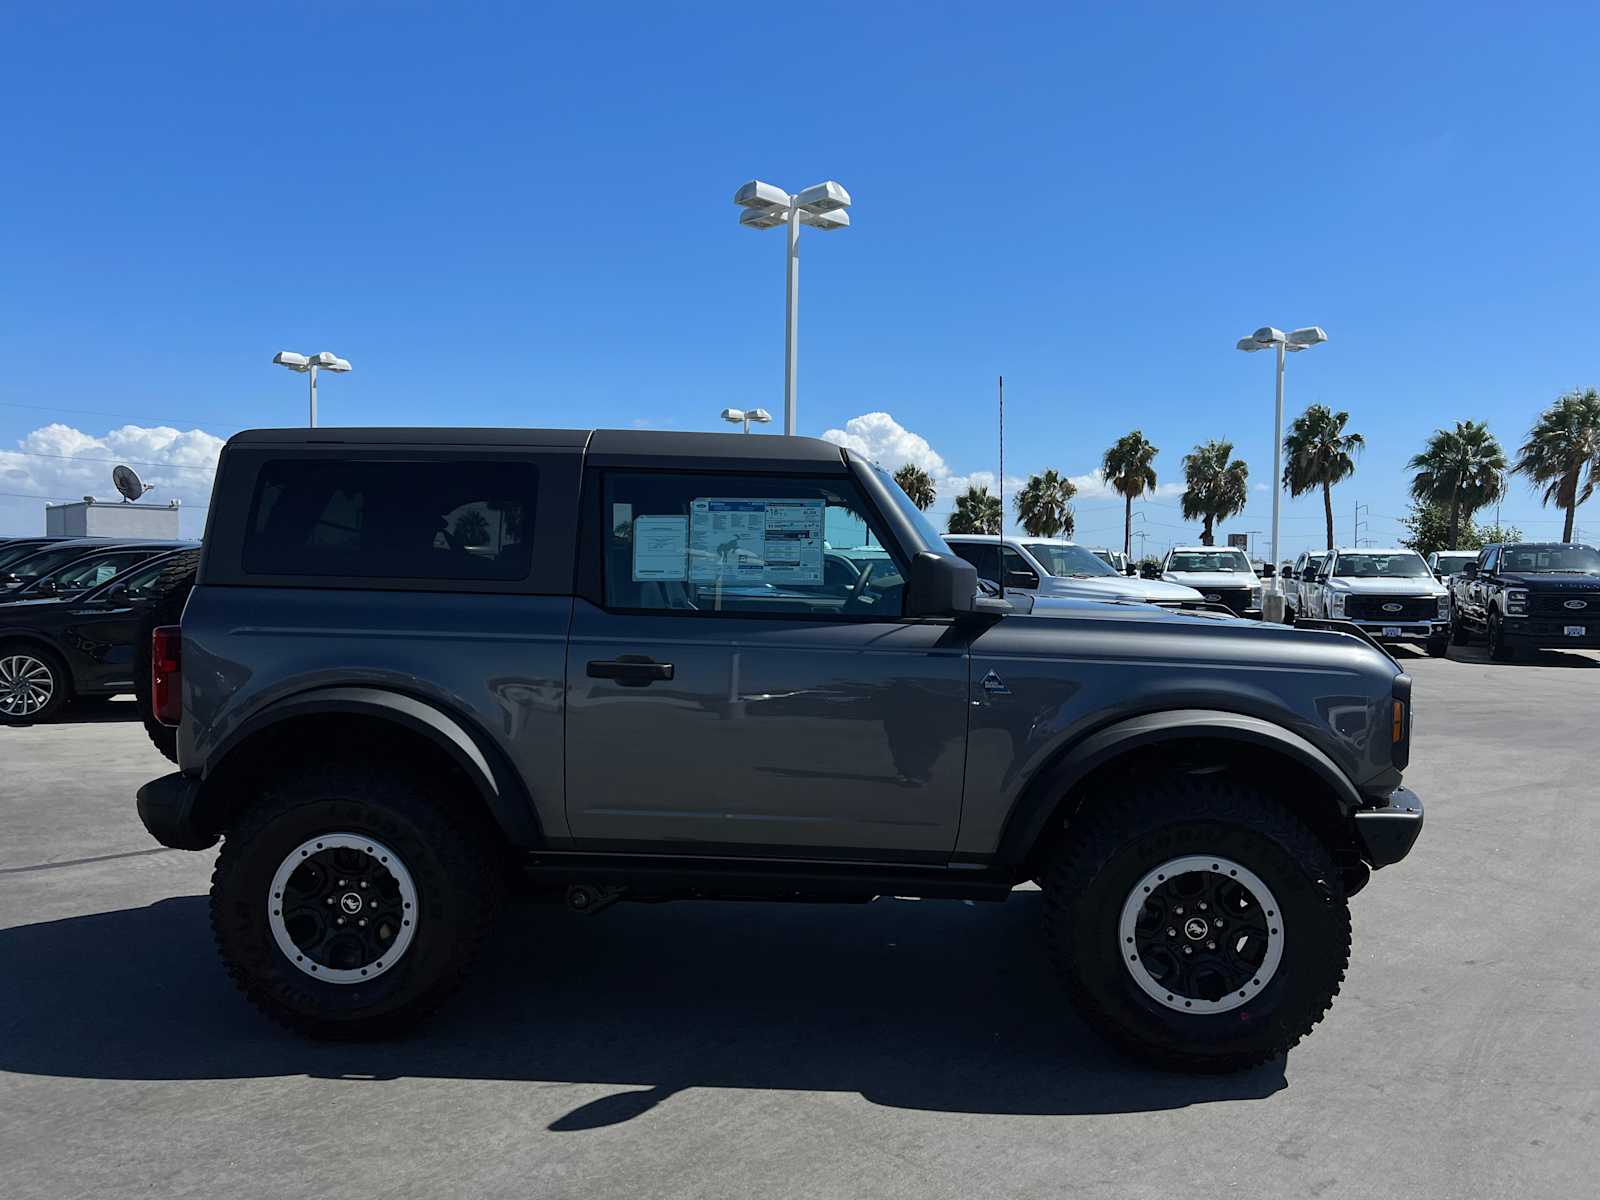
[1163,571,1259,590]
[1034,576,1203,603]
[1497,572,1600,592]
[1027,595,1238,623]
[1324,576,1446,597]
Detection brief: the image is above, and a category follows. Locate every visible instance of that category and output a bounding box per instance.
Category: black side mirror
[1004,571,1038,590]
[1282,568,1296,581]
[907,552,978,617]
[1260,564,1276,578]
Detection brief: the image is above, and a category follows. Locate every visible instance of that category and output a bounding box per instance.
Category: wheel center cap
[339,892,364,915]
[1183,916,1210,941]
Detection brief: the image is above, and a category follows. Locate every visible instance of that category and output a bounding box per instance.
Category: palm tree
[1101,431,1158,556]
[893,463,937,511]
[947,485,1001,535]
[1283,405,1365,550]
[1180,440,1249,546]
[1406,420,1508,550]
[1014,469,1077,538]
[1512,388,1600,541]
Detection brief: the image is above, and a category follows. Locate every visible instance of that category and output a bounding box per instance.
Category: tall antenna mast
[997,375,1004,543]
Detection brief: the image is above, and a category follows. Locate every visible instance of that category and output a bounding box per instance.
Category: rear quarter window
[241,458,538,582]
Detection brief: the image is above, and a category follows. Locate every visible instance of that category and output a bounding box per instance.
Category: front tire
[1041,774,1350,1073]
[1425,635,1449,657]
[1450,611,1471,645]
[1488,611,1515,662]
[0,642,72,724]
[210,760,503,1038]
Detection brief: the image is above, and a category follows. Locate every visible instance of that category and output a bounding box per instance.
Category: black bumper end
[1353,786,1423,869]
[136,772,217,851]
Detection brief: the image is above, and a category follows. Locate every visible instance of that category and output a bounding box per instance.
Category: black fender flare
[994,708,1364,866]
[201,686,540,845]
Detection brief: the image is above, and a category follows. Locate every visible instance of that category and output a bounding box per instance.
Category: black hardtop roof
[226,427,851,466]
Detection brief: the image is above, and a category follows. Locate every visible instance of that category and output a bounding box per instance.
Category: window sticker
[689,498,824,584]
[632,515,689,581]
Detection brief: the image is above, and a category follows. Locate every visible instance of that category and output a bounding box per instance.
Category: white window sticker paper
[632,515,689,581]
[689,498,824,584]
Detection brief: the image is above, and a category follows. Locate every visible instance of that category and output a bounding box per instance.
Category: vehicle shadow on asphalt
[0,892,1287,1124]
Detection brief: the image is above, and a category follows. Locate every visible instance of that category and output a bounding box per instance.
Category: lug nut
[360,881,368,889]
[1198,902,1208,911]
[1183,946,1193,955]
[1166,928,1176,937]
[1174,905,1185,915]
[1206,941,1216,949]
[1214,918,1224,928]
[325,898,333,906]
[336,918,345,926]
[358,919,366,927]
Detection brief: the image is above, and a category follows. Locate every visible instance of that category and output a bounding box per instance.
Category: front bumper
[1353,787,1424,868]
[136,771,217,851]
[1347,619,1448,642]
[1500,618,1600,649]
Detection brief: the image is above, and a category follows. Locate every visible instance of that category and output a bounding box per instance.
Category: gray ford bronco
[137,428,1423,1071]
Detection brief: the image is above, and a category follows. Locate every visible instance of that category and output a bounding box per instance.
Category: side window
[1480,547,1497,573]
[950,542,1000,583]
[1001,547,1039,588]
[243,458,537,582]
[600,471,905,617]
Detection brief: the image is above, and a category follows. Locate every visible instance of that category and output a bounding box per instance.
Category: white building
[45,498,182,539]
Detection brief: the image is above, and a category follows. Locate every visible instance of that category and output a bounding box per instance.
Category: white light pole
[733,179,852,436]
[272,350,351,427]
[1236,325,1326,620]
[720,407,773,434]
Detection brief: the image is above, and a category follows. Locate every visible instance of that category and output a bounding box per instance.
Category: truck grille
[1195,586,1253,614]
[1344,595,1436,621]
[1529,592,1600,617]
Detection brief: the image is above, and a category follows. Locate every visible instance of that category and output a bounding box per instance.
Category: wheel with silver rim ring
[1119,855,1283,1014]
[268,834,419,984]
[0,646,68,723]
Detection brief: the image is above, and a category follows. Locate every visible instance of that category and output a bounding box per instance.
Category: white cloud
[820,412,950,478]
[0,423,223,537]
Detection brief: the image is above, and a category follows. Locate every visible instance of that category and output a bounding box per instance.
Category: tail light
[152,626,182,727]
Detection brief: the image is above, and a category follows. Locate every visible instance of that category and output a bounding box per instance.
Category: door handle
[587,657,674,687]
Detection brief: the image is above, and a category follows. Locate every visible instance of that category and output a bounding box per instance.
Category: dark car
[1450,542,1600,660]
[0,537,80,574]
[0,541,196,602]
[135,427,1422,1073]
[0,548,200,723]
[0,538,184,595]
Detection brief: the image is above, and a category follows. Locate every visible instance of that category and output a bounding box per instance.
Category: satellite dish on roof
[112,464,152,503]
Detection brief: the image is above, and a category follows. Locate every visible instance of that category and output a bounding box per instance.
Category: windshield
[1168,549,1252,574]
[1024,543,1120,577]
[0,542,57,572]
[2,543,107,584]
[1435,553,1476,570]
[873,464,953,556]
[1498,544,1600,574]
[1332,552,1430,578]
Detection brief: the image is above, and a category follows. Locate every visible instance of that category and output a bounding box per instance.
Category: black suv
[135,428,1423,1072]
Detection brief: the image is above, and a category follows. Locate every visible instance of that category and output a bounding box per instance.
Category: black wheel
[1450,611,1471,645]
[210,760,504,1038]
[1425,636,1449,657]
[0,641,72,724]
[132,552,200,763]
[1041,774,1350,1073]
[1488,611,1515,662]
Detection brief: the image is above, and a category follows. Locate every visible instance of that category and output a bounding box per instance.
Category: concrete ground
[2,645,1597,1199]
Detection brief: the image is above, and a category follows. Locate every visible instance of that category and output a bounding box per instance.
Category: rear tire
[210,760,504,1038]
[1041,774,1349,1073]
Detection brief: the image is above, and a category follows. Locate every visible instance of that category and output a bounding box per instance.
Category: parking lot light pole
[734,179,852,436]
[1236,325,1326,620]
[720,407,773,434]
[273,350,351,427]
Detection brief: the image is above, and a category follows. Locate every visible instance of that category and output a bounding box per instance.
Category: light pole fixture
[1236,325,1327,621]
[273,350,351,427]
[720,407,773,434]
[733,178,852,437]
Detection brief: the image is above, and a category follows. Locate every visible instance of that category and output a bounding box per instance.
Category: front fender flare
[202,686,539,844]
[994,708,1364,867]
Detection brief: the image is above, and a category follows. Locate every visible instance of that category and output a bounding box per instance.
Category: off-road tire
[210,760,504,1038]
[1041,774,1350,1073]
[1450,611,1471,645]
[1425,635,1449,657]
[132,552,200,763]
[0,641,72,724]
[1488,610,1515,662]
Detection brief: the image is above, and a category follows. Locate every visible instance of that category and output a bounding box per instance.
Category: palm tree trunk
[1322,481,1335,550]
[1564,472,1577,541]
[1446,491,1461,549]
[1123,494,1132,556]
[1201,516,1214,546]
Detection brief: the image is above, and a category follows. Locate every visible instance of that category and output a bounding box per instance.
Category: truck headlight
[1251,586,1262,608]
[1328,591,1345,617]
[1506,588,1529,616]
[1436,595,1450,620]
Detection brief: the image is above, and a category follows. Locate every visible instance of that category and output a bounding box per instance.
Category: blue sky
[3,2,1598,551]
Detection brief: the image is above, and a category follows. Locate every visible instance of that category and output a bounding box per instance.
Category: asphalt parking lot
[3,644,1597,1200]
